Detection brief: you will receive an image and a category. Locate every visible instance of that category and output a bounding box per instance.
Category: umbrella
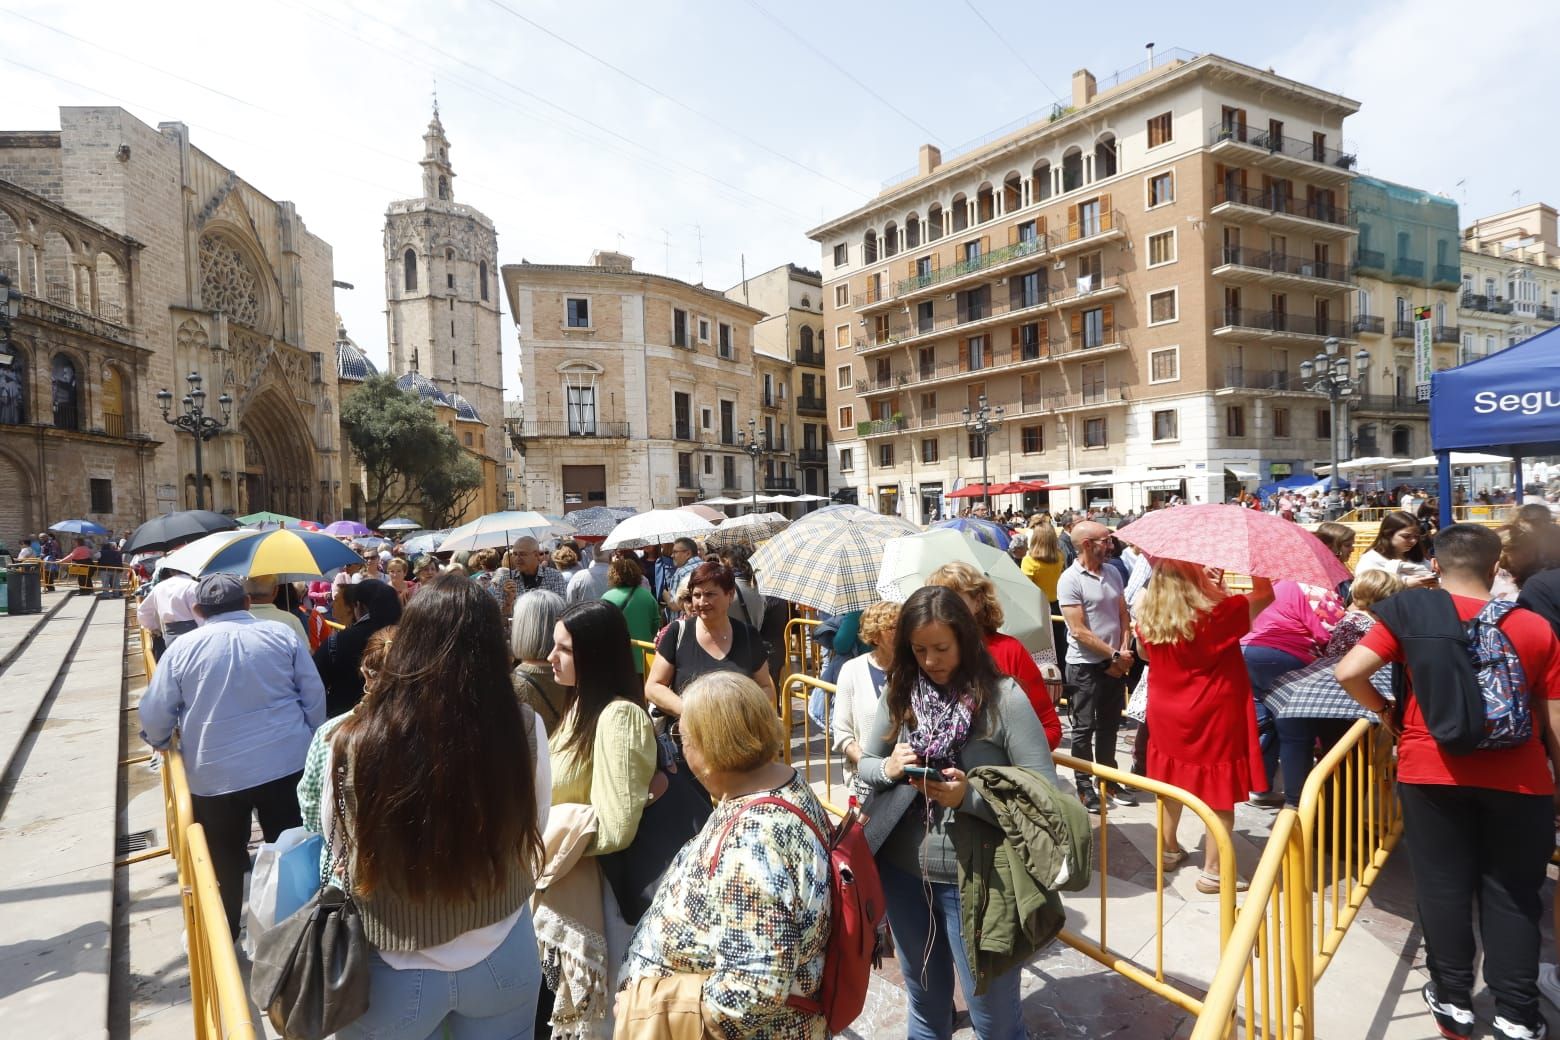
[123,510,239,554]
[440,510,554,553]
[324,520,374,537]
[566,506,636,523]
[876,528,1054,656]
[401,529,449,554]
[1113,504,1351,588]
[680,504,726,522]
[50,519,111,536]
[946,484,991,499]
[1267,655,1394,721]
[707,512,791,548]
[931,516,1012,551]
[236,511,301,526]
[162,528,364,580]
[352,536,391,550]
[377,517,423,531]
[1407,452,1512,467]
[567,515,621,539]
[602,509,716,551]
[751,508,917,613]
[288,520,323,532]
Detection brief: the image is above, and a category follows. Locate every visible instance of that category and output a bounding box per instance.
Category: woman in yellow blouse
[1023,521,1067,657]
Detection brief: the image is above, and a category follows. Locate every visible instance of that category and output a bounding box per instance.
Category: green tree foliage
[341,375,482,527]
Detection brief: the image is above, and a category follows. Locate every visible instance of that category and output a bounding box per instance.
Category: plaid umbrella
[1267,656,1395,720]
[751,509,917,613]
[707,511,791,549]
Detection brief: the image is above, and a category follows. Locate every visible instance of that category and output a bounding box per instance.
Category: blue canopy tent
[1255,473,1337,498]
[1429,325,1560,527]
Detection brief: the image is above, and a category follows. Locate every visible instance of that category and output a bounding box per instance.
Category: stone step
[0,595,98,784]
[0,598,127,1040]
[0,590,74,676]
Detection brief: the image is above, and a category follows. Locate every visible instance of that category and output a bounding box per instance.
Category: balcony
[673,424,694,441]
[853,288,1057,355]
[1352,314,1385,335]
[507,421,631,439]
[103,412,127,438]
[1391,257,1425,280]
[1224,366,1303,392]
[1207,122,1358,181]
[1049,210,1125,257]
[761,391,782,410]
[797,447,827,465]
[1432,264,1461,288]
[1213,307,1354,343]
[1050,273,1129,308]
[794,347,825,368]
[17,293,137,348]
[1211,184,1355,235]
[1351,394,1429,416]
[795,394,827,416]
[763,476,799,491]
[1353,248,1386,275]
[1392,320,1414,340]
[1213,246,1353,288]
[670,331,694,350]
[1461,293,1514,315]
[858,236,1050,311]
[1433,324,1460,344]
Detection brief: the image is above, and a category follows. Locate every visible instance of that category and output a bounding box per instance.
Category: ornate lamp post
[961,393,1005,514]
[1298,336,1370,507]
[737,418,774,515]
[157,371,231,510]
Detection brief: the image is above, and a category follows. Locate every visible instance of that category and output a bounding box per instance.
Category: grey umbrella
[123,510,239,554]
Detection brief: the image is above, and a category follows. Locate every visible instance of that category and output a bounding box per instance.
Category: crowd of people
[123,494,1560,1040]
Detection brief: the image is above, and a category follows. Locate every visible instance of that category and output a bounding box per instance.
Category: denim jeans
[1241,645,1306,793]
[880,864,1025,1040]
[338,906,541,1040]
[1274,716,1355,808]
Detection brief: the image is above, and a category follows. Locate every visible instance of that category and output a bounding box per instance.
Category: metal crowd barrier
[631,638,657,676]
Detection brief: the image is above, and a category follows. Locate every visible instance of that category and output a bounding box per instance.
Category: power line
[959,0,1062,101]
[742,0,947,144]
[478,0,866,197]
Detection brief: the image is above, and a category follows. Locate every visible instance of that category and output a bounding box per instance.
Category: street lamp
[157,370,232,510]
[961,393,1005,515]
[1298,336,1370,512]
[737,418,774,515]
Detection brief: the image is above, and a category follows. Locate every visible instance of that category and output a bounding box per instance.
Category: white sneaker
[1492,1015,1547,1040]
[1538,963,1560,1012]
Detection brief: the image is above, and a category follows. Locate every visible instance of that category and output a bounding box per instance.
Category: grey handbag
[250,761,370,1039]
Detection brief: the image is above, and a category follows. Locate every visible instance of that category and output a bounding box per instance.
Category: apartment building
[809,49,1362,519]
[501,250,765,513]
[724,263,830,509]
[1459,203,1560,364]
[1345,177,1460,462]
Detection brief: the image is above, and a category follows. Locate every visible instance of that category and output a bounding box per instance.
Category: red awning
[946,484,989,498]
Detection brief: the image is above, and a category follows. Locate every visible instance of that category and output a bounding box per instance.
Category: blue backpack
[1466,599,1532,750]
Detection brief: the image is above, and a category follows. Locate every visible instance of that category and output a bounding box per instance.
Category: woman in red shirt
[1338,524,1560,1040]
[927,561,1063,750]
[1135,560,1274,892]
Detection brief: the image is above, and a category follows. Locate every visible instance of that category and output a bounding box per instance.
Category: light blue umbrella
[401,529,449,554]
[50,519,111,536]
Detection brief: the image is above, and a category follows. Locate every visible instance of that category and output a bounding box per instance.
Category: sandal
[1160,849,1190,871]
[1195,873,1250,895]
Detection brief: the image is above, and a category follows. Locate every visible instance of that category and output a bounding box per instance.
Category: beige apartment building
[502,251,765,513]
[809,50,1364,520]
[1459,203,1560,363]
[724,263,830,508]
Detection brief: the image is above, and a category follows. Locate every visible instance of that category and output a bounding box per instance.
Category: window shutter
[1102,304,1115,341]
[958,338,969,371]
[1039,318,1049,353]
[982,235,991,256]
[930,253,940,272]
[1009,327,1020,361]
[956,292,968,324]
[1067,204,1080,242]
[906,260,916,280]
[1100,194,1113,230]
[1037,215,1047,237]
[1007,225,1019,247]
[1069,310,1083,338]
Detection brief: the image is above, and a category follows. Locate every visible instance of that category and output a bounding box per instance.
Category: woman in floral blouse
[619,671,831,1040]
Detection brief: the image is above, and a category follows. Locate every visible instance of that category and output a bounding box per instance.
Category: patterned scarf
[908,672,977,769]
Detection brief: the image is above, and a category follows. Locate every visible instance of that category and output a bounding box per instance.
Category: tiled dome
[336,335,379,382]
[396,370,451,406]
[448,392,482,422]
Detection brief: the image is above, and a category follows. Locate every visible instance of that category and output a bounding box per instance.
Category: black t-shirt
[657,618,767,694]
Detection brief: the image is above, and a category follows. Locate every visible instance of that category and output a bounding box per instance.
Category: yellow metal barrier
[631,638,657,676]
[780,674,847,817]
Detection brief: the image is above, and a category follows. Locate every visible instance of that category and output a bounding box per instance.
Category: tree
[341,375,482,526]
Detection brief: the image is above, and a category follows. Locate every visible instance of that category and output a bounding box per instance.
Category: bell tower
[421,107,455,202]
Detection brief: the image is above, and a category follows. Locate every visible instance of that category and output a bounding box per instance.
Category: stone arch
[40,228,77,308]
[1094,132,1118,178]
[0,203,22,286]
[238,383,319,518]
[198,225,276,335]
[926,202,944,241]
[403,247,418,292]
[94,250,128,323]
[904,212,921,249]
[1002,169,1024,211]
[950,192,969,232]
[100,361,131,437]
[0,440,39,541]
[50,350,83,430]
[0,340,28,425]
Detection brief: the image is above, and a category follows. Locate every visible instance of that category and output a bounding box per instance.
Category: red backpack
[709,797,887,1034]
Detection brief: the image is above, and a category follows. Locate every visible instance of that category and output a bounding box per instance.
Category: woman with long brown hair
[324,574,548,1040]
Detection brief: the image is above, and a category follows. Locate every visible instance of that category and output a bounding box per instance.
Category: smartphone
[902,765,943,783]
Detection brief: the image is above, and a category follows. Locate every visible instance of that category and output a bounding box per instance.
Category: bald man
[509,536,569,599]
[1057,520,1136,813]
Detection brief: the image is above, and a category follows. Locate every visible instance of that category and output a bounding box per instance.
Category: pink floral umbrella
[1113,504,1351,588]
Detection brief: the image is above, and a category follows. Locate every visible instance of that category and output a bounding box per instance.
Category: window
[1084,417,1107,448]
[1016,220,1038,246]
[967,431,988,458]
[723,456,737,488]
[835,324,850,350]
[1316,408,1331,439]
[916,300,934,334]
[700,406,713,431]
[566,298,590,328]
[51,354,79,430]
[1147,230,1176,267]
[1148,289,1178,325]
[921,438,939,463]
[720,400,736,444]
[1019,322,1042,361]
[1148,171,1174,207]
[838,405,854,430]
[834,284,848,308]
[447,271,455,290]
[0,349,26,424]
[89,478,112,514]
[1077,198,1101,237]
[1016,271,1044,308]
[674,392,692,439]
[961,238,982,265]
[1080,361,1106,403]
[1148,346,1179,383]
[878,443,894,468]
[699,318,711,342]
[1081,307,1106,349]
[678,452,694,488]
[478,260,489,301]
[1147,111,1173,147]
[967,335,987,371]
[463,431,474,446]
[833,243,848,267]
[718,323,733,359]
[1226,405,1246,437]
[704,455,713,475]
[837,364,853,390]
[1273,407,1291,438]
[920,391,937,418]
[839,447,854,471]
[566,385,596,435]
[1021,425,1043,453]
[403,248,417,291]
[1152,409,1178,441]
[670,308,688,347]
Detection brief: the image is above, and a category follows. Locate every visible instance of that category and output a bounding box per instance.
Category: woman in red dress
[1135,560,1274,893]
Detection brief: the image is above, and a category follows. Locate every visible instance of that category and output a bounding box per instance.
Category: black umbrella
[123,510,240,554]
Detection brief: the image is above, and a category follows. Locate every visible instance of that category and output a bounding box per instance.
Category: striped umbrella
[160,528,363,579]
[751,508,917,613]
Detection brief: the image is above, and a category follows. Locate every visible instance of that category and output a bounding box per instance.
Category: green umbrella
[237,510,302,527]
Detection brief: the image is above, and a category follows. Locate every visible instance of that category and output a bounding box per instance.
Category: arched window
[403,248,418,292]
[51,354,79,430]
[799,326,814,354]
[438,176,449,200]
[479,260,490,301]
[102,365,126,437]
[0,347,26,425]
[800,295,811,310]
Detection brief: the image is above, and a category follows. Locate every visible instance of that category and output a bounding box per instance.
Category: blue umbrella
[50,519,111,536]
[402,529,449,554]
[930,516,1011,551]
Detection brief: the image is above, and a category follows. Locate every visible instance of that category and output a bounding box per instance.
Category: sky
[4,0,1559,397]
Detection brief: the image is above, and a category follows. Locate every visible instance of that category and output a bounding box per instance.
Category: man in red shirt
[1338,524,1560,1040]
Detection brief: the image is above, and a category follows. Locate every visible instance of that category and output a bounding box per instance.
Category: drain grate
[116,829,156,856]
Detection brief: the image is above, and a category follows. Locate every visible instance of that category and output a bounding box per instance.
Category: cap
[196,572,249,613]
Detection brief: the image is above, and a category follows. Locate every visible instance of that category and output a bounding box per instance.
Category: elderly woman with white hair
[511,588,568,731]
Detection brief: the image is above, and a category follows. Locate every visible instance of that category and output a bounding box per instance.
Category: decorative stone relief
[198,232,262,329]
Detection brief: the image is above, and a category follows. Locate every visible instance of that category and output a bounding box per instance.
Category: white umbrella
[440,510,553,553]
[1408,452,1512,467]
[698,496,740,506]
[377,517,423,531]
[1336,456,1415,472]
[602,509,716,551]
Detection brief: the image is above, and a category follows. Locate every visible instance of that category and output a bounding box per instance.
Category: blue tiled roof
[396,370,451,406]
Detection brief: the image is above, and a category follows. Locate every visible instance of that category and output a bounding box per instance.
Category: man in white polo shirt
[1057,520,1136,813]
